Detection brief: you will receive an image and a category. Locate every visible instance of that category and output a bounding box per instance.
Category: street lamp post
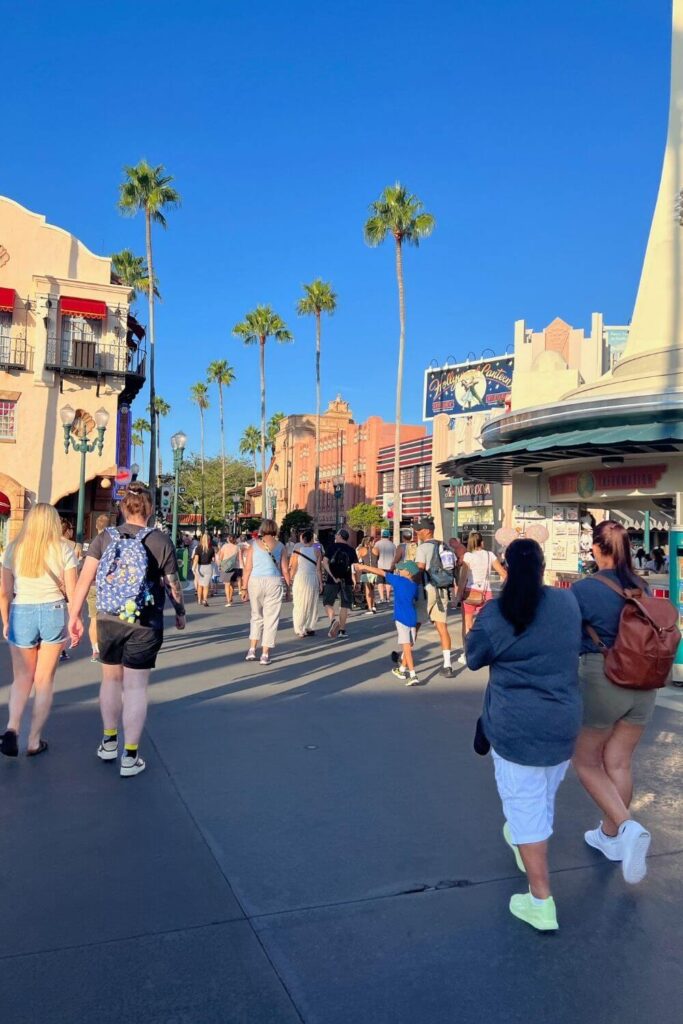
[60,404,110,546]
[170,431,187,547]
[333,475,344,531]
[231,492,241,535]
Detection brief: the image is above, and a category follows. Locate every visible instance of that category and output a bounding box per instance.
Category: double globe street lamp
[170,430,187,546]
[60,404,110,545]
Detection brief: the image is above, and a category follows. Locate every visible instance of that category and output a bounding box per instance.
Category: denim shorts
[8,601,67,648]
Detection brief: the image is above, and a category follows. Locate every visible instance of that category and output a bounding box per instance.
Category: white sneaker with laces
[584,823,623,861]
[619,819,651,884]
[120,755,146,778]
[97,738,118,762]
[245,649,257,661]
[457,653,467,666]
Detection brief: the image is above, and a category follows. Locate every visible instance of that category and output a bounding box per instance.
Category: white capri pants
[248,576,284,649]
[491,748,569,846]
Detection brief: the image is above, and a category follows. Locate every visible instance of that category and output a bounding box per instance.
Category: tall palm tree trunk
[218,384,226,525]
[146,209,157,516]
[252,452,258,487]
[259,338,267,516]
[315,310,321,530]
[200,408,206,531]
[157,418,162,483]
[393,237,405,545]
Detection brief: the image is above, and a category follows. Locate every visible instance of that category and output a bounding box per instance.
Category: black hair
[338,528,350,541]
[301,528,314,543]
[498,538,545,635]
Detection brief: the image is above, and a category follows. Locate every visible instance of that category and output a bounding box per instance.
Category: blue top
[251,541,284,578]
[466,587,582,766]
[386,572,419,627]
[572,569,648,654]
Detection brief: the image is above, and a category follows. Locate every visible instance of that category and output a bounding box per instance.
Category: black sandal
[27,740,48,757]
[0,729,18,757]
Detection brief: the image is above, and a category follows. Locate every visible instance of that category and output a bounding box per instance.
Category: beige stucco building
[0,196,145,546]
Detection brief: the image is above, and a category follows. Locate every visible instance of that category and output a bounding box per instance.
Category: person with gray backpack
[414,517,455,677]
[67,484,185,778]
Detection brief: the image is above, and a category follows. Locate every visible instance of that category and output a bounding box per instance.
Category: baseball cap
[396,560,419,576]
[415,517,435,532]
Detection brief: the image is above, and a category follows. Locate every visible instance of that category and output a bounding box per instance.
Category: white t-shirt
[464,549,495,590]
[374,538,396,570]
[2,539,78,604]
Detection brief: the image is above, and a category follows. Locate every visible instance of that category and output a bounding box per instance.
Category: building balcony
[0,331,31,371]
[45,335,147,400]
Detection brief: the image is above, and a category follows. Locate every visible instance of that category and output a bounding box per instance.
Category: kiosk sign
[423,356,514,420]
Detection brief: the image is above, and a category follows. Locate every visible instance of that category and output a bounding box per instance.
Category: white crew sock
[529,892,550,906]
[443,649,452,667]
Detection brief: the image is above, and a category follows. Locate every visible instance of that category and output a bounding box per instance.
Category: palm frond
[363,182,435,246]
[189,381,210,410]
[233,305,293,345]
[207,359,236,386]
[297,278,337,316]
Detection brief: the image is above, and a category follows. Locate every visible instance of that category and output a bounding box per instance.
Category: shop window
[0,311,11,361]
[418,464,432,489]
[382,470,394,493]
[0,399,16,439]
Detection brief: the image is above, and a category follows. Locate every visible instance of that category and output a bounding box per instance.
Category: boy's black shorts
[322,581,353,609]
[97,619,164,670]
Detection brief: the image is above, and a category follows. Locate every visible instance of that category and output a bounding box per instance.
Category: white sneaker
[97,738,118,762]
[584,823,623,861]
[619,820,651,884]
[457,653,467,666]
[245,649,257,661]
[120,755,146,778]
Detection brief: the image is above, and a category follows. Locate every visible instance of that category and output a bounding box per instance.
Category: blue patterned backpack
[95,527,155,623]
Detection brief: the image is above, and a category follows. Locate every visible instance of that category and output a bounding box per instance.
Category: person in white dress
[290,529,323,636]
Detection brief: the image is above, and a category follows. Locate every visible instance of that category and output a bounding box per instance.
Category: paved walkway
[1,597,681,1023]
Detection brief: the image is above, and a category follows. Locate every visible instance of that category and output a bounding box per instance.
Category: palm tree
[118,160,180,512]
[133,418,151,475]
[189,382,210,530]
[207,359,236,525]
[233,306,293,509]
[131,431,143,465]
[267,411,285,456]
[297,279,337,529]
[110,248,160,302]
[149,396,171,483]
[239,425,261,486]
[364,183,435,542]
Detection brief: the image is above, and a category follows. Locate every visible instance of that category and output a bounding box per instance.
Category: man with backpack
[68,483,186,778]
[322,528,356,639]
[415,517,455,677]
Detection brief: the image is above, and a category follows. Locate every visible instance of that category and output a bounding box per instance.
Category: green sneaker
[391,666,408,681]
[509,891,558,931]
[503,822,526,874]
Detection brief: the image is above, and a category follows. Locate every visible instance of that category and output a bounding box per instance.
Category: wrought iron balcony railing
[0,332,30,371]
[46,335,146,379]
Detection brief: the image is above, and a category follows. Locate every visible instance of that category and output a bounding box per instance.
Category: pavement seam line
[144,726,307,1024]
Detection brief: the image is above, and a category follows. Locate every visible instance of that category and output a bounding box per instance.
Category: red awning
[60,296,108,320]
[0,492,10,516]
[0,287,15,313]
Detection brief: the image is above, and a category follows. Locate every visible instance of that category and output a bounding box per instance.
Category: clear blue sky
[4,0,672,459]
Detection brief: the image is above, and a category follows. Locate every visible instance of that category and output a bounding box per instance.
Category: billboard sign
[423,356,514,420]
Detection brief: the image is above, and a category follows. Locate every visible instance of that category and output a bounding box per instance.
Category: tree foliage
[279,509,313,541]
[346,502,387,534]
[267,411,285,455]
[111,248,160,301]
[177,455,253,525]
[363,182,435,248]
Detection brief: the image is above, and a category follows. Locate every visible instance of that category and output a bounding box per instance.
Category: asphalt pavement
[1,595,681,1024]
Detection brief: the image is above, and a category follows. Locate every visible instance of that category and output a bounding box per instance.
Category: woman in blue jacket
[467,539,582,932]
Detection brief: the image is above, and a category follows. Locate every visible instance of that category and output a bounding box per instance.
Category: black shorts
[97,619,164,670]
[230,568,243,583]
[322,581,353,610]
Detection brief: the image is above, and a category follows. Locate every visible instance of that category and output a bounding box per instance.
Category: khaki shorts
[579,653,656,730]
[86,588,98,618]
[425,584,448,624]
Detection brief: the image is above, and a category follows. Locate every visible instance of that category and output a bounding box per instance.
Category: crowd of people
[0,494,671,935]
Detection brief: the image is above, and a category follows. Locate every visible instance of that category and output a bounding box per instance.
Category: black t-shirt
[195,544,214,566]
[325,542,356,584]
[87,524,178,630]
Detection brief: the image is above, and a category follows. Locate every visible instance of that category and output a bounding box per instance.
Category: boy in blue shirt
[354,559,422,685]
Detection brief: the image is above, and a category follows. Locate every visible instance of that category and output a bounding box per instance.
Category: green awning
[437,421,683,483]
